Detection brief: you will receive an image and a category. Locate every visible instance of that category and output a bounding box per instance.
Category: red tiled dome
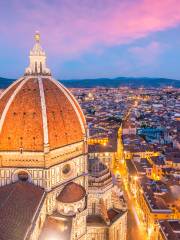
[57,182,86,203]
[0,77,86,152]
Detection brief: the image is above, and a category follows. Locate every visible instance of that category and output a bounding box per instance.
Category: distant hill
[0,76,179,88]
[0,77,16,89]
[62,77,180,88]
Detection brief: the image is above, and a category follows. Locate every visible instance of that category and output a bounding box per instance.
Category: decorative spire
[25,32,51,76]
[35,31,40,43]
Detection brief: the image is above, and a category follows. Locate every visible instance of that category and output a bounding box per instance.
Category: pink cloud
[1,0,180,58]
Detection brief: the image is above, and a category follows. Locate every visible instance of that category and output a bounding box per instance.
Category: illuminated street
[116,178,147,240]
[126,190,146,240]
[119,101,147,240]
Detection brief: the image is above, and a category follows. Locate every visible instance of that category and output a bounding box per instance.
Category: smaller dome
[57,182,86,203]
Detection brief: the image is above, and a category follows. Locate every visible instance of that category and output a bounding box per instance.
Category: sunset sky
[0,0,180,80]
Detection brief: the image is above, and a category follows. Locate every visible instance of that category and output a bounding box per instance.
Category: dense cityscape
[71,86,180,240]
[0,0,180,239]
[0,64,179,239]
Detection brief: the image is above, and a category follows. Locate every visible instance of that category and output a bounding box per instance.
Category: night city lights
[0,1,180,240]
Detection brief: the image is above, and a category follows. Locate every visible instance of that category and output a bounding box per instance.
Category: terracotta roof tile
[0,78,44,151]
[0,80,23,118]
[0,77,85,153]
[0,182,44,240]
[57,182,86,203]
[44,79,84,149]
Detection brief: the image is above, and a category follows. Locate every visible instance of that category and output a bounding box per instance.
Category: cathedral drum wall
[0,151,45,168]
[0,151,86,190]
[45,141,86,167]
[43,153,87,191]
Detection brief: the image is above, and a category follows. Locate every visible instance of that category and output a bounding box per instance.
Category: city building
[157,220,180,240]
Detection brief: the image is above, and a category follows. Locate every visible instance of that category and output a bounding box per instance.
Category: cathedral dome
[57,182,86,203]
[0,33,86,153]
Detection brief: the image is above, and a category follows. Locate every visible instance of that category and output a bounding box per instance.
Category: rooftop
[39,212,72,240]
[57,182,86,203]
[0,182,45,240]
[159,220,180,240]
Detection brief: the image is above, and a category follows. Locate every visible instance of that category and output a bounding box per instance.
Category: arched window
[18,171,29,182]
[35,61,37,73]
[40,62,42,73]
[62,164,71,175]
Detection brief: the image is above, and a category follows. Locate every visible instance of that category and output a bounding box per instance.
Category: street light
[148,227,152,240]
[134,176,138,181]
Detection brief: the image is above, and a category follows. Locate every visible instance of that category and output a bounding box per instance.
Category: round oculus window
[62,164,71,175]
[18,171,29,182]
